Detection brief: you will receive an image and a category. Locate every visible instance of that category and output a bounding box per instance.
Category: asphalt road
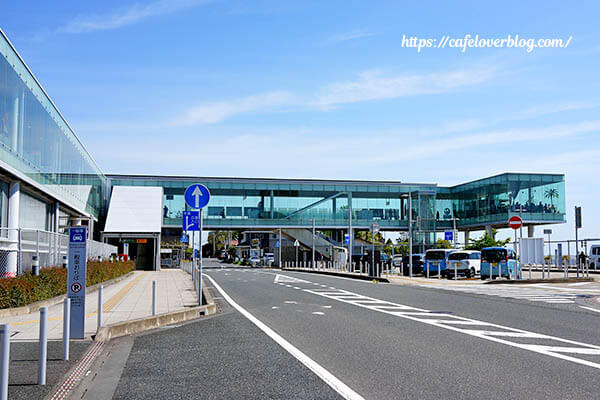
[78,260,600,399]
[201,261,600,400]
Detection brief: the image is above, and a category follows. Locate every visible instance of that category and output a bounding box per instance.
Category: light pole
[311,218,315,269]
[402,193,413,278]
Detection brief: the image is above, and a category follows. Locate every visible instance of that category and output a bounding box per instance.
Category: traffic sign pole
[198,208,203,306]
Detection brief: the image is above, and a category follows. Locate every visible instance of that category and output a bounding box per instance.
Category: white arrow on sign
[192,186,203,208]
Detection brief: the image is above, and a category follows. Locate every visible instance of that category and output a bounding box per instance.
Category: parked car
[264,253,275,265]
[590,245,600,270]
[480,247,520,280]
[401,254,425,276]
[446,250,481,279]
[423,249,455,277]
[249,256,261,267]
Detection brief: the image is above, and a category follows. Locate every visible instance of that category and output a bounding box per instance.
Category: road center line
[203,273,365,400]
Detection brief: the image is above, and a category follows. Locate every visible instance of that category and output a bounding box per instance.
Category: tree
[435,239,452,249]
[544,188,559,207]
[465,232,510,251]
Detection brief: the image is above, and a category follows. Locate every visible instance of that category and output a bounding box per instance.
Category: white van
[590,245,600,270]
[446,250,481,278]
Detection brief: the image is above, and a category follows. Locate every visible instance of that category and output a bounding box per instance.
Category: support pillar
[464,230,470,247]
[6,182,20,277]
[527,225,534,238]
[485,225,494,239]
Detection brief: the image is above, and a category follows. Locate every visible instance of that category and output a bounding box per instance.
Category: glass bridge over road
[109,173,565,237]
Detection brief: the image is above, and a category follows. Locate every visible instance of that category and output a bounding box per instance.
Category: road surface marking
[579,306,600,313]
[204,274,365,400]
[312,312,325,315]
[303,286,600,370]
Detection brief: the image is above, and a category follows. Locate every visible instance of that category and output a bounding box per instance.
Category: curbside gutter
[0,271,135,318]
[281,268,390,283]
[94,284,216,342]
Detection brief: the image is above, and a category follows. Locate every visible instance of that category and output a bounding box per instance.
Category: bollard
[438,263,441,280]
[97,285,103,329]
[38,307,47,385]
[32,255,39,276]
[528,264,531,280]
[454,262,457,280]
[152,280,157,316]
[427,263,430,279]
[1,324,9,400]
[63,298,70,361]
[98,256,103,262]
[62,255,68,269]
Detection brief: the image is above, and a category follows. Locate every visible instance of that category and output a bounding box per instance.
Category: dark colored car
[401,254,424,276]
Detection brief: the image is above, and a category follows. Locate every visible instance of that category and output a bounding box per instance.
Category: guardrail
[0,228,117,277]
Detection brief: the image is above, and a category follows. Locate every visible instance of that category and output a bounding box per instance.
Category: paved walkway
[2,269,197,342]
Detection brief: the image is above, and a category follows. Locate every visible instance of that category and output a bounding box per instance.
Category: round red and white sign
[70,282,82,293]
[508,216,523,230]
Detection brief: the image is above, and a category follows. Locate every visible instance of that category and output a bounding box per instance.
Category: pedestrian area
[2,269,197,342]
[419,281,600,305]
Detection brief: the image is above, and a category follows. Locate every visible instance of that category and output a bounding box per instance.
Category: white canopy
[104,186,163,233]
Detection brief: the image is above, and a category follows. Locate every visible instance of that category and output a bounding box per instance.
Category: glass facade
[110,173,565,234]
[0,31,109,219]
[110,176,437,230]
[446,173,565,228]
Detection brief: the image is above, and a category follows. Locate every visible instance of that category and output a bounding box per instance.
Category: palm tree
[544,188,559,207]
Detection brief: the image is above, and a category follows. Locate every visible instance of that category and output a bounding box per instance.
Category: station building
[0,29,566,273]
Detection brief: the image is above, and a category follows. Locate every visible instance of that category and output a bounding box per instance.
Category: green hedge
[0,260,135,309]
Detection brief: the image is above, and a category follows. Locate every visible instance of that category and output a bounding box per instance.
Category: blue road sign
[67,227,87,339]
[184,184,210,209]
[444,231,454,241]
[180,234,189,243]
[182,211,199,231]
[275,241,280,248]
[344,234,350,245]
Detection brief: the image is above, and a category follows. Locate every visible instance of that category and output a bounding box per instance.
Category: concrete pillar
[6,182,20,277]
[464,230,470,246]
[485,225,495,239]
[528,225,534,238]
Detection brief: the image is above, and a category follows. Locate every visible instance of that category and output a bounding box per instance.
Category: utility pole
[408,192,413,278]
[312,218,315,269]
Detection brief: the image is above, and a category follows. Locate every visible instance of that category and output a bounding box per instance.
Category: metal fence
[0,228,117,277]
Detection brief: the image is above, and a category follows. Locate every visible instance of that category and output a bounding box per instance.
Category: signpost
[180,234,188,244]
[67,227,87,339]
[444,231,454,242]
[182,211,199,231]
[508,216,523,280]
[184,184,210,306]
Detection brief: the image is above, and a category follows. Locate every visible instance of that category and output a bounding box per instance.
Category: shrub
[0,260,135,309]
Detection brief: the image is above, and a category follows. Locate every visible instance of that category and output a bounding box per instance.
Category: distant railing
[0,228,117,277]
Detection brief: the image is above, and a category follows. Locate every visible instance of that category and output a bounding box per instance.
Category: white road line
[579,306,600,313]
[204,274,365,400]
[304,287,600,370]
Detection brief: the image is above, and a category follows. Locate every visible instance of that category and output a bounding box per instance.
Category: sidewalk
[2,269,197,342]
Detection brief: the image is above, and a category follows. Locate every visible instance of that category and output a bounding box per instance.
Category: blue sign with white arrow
[184,184,210,209]
[182,211,199,231]
[180,234,189,243]
[344,234,350,245]
[444,231,454,241]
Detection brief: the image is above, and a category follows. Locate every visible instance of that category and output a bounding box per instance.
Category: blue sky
[2,0,600,244]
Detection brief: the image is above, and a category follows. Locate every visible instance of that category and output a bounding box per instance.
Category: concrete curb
[0,271,135,318]
[281,268,390,283]
[94,284,216,342]
[484,277,596,285]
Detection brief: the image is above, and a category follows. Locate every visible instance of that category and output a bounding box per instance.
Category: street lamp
[401,193,413,278]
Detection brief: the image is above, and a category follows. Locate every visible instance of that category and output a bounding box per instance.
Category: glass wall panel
[0,32,109,218]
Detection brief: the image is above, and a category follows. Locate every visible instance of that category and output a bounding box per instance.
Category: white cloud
[327,30,378,43]
[59,0,212,33]
[173,91,294,125]
[314,67,496,109]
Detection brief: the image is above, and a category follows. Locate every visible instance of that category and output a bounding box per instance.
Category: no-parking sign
[67,227,87,339]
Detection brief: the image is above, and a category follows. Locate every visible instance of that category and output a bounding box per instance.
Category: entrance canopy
[104,186,163,233]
